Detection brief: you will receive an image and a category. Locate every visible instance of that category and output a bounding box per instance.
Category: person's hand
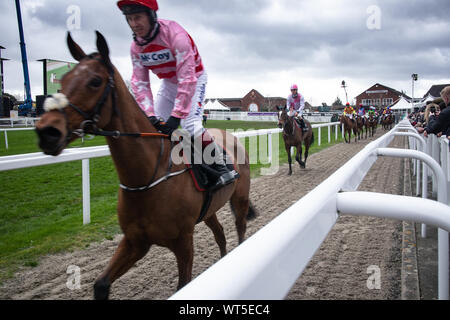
[158,116,181,137]
[416,127,425,134]
[148,116,163,131]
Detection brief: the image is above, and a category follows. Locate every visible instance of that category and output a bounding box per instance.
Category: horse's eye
[89,77,102,88]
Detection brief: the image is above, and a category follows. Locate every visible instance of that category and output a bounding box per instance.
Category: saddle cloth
[181,140,239,192]
[180,141,239,224]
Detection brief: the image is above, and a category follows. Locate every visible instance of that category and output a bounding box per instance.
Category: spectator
[424,103,440,127]
[417,86,450,138]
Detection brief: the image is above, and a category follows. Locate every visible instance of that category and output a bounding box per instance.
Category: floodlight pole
[341,80,348,104]
[411,73,418,110]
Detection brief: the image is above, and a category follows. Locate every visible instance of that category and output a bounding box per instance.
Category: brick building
[355,83,410,108]
[206,89,286,112]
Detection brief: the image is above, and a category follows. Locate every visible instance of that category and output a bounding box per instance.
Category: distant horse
[277,108,314,175]
[339,115,358,143]
[35,31,257,299]
[355,115,366,140]
[381,114,394,130]
[366,114,377,137]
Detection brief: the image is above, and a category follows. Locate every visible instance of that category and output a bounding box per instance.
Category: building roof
[423,84,450,98]
[356,83,411,100]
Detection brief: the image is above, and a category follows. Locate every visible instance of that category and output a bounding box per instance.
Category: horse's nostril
[36,126,63,154]
[37,126,62,141]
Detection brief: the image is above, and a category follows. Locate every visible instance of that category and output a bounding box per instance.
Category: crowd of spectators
[408,86,450,141]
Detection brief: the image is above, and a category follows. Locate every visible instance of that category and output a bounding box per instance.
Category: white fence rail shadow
[168,120,450,300]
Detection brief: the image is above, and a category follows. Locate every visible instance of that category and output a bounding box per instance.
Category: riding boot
[201,130,239,190]
[299,117,308,131]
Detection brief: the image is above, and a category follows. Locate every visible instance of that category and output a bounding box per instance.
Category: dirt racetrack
[0,129,405,300]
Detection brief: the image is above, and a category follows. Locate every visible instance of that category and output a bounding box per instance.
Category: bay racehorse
[339,114,357,143]
[366,114,377,137]
[355,115,366,140]
[382,114,394,130]
[35,31,257,299]
[277,108,314,175]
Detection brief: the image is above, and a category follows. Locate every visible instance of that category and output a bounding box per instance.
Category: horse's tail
[311,131,315,145]
[246,201,258,221]
[230,200,258,221]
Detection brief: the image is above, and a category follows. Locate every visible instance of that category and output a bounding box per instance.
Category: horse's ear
[95,31,112,70]
[67,32,86,62]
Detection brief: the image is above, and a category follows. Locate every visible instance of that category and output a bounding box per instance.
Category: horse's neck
[105,70,165,187]
[283,116,294,134]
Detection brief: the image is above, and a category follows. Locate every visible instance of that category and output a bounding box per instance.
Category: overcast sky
[1,0,449,106]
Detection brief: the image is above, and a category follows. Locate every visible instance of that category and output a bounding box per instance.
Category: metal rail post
[376,147,449,300]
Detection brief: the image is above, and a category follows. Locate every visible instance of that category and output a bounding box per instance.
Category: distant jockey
[343,103,355,120]
[286,84,308,131]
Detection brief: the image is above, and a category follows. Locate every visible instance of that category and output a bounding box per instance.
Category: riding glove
[148,116,180,137]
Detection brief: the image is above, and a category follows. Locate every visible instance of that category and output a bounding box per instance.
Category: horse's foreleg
[94,236,150,300]
[286,144,292,175]
[297,144,305,168]
[204,214,227,257]
[173,232,194,290]
[303,139,311,167]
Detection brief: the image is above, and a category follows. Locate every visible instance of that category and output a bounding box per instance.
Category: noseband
[65,57,119,140]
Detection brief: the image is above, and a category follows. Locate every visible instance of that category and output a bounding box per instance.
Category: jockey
[286,84,307,131]
[382,105,392,119]
[357,104,366,117]
[343,103,355,120]
[368,106,375,117]
[117,0,238,190]
[357,104,366,124]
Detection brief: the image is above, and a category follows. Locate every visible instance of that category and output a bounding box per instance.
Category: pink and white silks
[130,19,207,137]
[286,93,305,117]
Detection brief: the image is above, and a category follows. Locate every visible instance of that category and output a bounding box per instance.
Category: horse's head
[277,107,288,129]
[36,31,116,155]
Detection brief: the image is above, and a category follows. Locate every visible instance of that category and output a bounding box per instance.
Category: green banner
[46,59,77,95]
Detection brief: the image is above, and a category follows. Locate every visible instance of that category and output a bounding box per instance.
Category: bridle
[51,55,183,193]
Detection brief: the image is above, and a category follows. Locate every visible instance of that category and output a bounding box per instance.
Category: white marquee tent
[203,99,230,111]
[390,96,413,111]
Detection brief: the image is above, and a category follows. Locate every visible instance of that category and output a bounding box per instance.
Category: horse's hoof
[288,171,292,176]
[94,278,111,300]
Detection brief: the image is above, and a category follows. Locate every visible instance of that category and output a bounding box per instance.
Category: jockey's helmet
[346,102,350,106]
[290,84,298,91]
[117,0,158,13]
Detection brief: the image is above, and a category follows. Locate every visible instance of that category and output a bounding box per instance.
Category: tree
[332,96,343,106]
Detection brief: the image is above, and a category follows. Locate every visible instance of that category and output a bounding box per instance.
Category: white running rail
[169,120,450,300]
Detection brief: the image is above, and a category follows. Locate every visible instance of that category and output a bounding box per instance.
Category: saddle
[186,149,238,193]
[293,117,308,132]
[181,137,239,223]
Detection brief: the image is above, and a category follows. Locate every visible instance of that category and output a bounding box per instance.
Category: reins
[58,54,189,192]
